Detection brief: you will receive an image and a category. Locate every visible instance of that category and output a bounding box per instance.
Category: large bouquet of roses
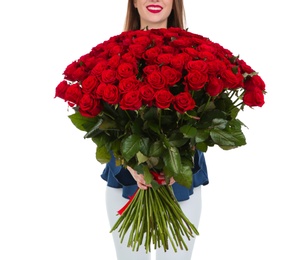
[55,27,266,252]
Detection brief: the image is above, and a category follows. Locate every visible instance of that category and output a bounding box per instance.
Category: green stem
[157,108,162,131]
[109,184,199,253]
[152,187,178,252]
[199,95,212,118]
[132,190,144,251]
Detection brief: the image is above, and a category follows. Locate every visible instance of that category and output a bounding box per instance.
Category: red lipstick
[146,5,163,13]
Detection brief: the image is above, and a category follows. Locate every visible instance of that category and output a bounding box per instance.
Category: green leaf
[92,133,111,147]
[173,165,193,188]
[180,125,197,138]
[92,134,112,163]
[120,134,140,162]
[211,118,228,130]
[149,141,164,157]
[143,166,153,185]
[139,137,150,156]
[197,100,215,113]
[136,151,148,164]
[210,128,246,150]
[84,118,104,138]
[143,106,158,121]
[195,129,210,142]
[146,157,160,169]
[163,146,182,175]
[98,116,119,130]
[110,139,122,155]
[169,138,189,147]
[96,145,111,164]
[230,106,240,119]
[69,112,98,132]
[147,120,161,134]
[131,117,143,135]
[169,133,189,147]
[195,142,208,152]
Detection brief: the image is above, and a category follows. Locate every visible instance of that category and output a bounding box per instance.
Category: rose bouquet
[55,27,266,252]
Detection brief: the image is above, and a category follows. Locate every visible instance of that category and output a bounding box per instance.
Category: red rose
[143,46,161,63]
[79,94,102,117]
[206,76,224,97]
[244,75,265,91]
[64,83,83,106]
[118,76,140,94]
[161,66,182,86]
[121,52,136,64]
[238,59,254,74]
[206,60,226,75]
[243,87,265,107]
[117,62,137,79]
[212,42,233,57]
[132,35,151,48]
[184,47,199,58]
[170,53,191,70]
[156,53,173,65]
[197,51,216,61]
[164,27,182,37]
[161,45,176,54]
[72,66,88,82]
[95,82,106,99]
[55,80,69,99]
[140,84,155,106]
[171,37,192,48]
[108,54,121,69]
[82,75,99,94]
[184,70,208,91]
[173,92,195,113]
[146,71,167,90]
[91,60,108,76]
[119,90,142,110]
[101,69,117,84]
[143,65,160,75]
[185,60,208,73]
[190,36,205,46]
[221,69,244,89]
[91,42,109,56]
[197,43,217,54]
[102,84,120,105]
[148,33,164,46]
[154,89,174,109]
[79,53,97,70]
[108,43,123,56]
[63,61,79,81]
[129,44,146,58]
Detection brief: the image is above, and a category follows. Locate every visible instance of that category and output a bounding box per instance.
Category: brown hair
[124,0,186,31]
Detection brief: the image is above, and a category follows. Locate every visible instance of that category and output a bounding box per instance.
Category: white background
[1,0,299,259]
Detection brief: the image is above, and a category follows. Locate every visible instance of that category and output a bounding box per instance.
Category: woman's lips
[146,5,163,13]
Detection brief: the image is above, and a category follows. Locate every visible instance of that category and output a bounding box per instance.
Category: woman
[101,1,209,259]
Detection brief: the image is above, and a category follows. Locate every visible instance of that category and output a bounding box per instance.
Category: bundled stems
[110,185,199,253]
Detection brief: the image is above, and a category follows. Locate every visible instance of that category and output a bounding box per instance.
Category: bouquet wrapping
[55,27,266,252]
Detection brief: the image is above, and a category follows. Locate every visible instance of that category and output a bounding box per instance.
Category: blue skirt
[101,150,209,202]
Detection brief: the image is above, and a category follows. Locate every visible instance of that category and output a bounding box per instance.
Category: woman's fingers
[127,166,176,188]
[127,165,150,190]
[169,177,175,185]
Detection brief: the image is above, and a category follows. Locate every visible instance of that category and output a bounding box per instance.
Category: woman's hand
[127,166,150,190]
[127,166,175,190]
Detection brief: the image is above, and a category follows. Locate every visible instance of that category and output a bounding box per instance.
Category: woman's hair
[124,0,186,31]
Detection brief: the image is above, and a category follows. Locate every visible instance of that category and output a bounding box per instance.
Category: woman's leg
[156,186,202,260]
[105,186,151,260]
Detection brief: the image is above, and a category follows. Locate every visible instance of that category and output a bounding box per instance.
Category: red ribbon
[117,189,138,215]
[117,171,164,215]
[150,171,165,185]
